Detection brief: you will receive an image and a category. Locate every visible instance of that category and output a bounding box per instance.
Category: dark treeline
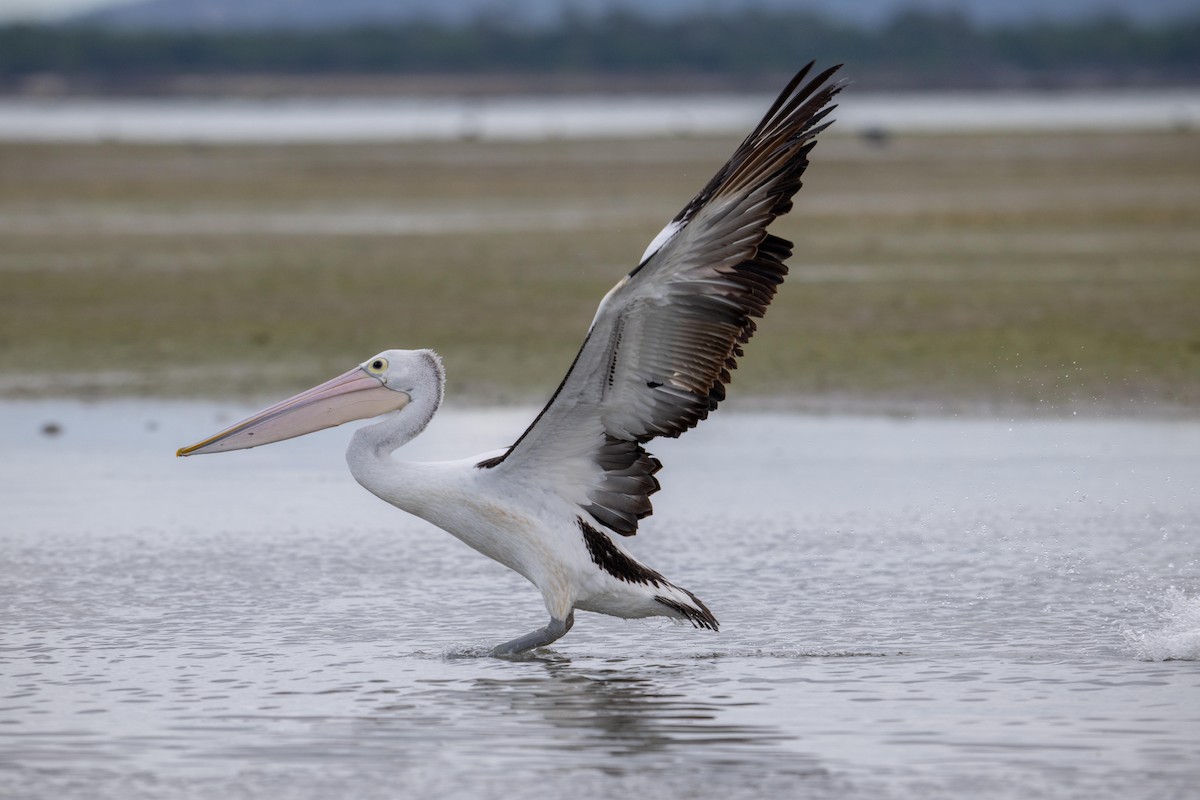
[1,10,1198,92]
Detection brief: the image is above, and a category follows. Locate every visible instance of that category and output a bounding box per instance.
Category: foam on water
[1123,587,1200,661]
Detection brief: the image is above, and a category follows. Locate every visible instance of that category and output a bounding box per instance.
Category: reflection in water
[454,660,800,764]
[1,403,1198,800]
[172,657,840,798]
[219,658,813,767]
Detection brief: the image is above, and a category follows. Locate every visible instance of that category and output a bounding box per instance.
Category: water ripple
[2,403,1199,799]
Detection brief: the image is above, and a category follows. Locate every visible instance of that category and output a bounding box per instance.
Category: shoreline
[4,130,1197,417]
[0,89,1197,143]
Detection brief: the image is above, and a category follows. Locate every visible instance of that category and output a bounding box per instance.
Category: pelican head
[176,349,441,457]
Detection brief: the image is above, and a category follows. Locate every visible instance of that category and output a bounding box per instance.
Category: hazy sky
[0,0,139,22]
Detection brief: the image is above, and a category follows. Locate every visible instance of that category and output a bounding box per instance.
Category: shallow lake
[1,400,1198,799]
[1,90,1198,143]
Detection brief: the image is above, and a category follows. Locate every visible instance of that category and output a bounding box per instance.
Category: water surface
[1,401,1197,799]
[1,90,1197,142]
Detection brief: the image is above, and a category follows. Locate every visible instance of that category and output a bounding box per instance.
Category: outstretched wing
[477,63,843,536]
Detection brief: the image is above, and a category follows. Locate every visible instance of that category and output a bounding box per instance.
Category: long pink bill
[177,367,409,457]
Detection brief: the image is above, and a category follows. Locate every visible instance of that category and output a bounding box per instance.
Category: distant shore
[2,128,1197,415]
[8,70,1200,101]
[4,10,1197,99]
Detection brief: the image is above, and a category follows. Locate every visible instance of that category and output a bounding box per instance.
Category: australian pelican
[179,63,843,655]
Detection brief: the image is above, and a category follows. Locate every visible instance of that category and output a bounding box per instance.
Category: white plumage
[179,63,843,655]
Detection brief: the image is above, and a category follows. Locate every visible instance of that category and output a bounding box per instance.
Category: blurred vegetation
[2,131,1198,414]
[0,10,1198,91]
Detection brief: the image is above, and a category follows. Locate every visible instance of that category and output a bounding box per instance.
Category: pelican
[178,63,842,655]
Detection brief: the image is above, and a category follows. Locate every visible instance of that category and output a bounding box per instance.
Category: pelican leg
[491,611,575,657]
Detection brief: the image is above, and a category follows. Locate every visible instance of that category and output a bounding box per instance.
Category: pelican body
[179,64,843,655]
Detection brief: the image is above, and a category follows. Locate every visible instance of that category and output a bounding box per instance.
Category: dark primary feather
[479,62,843,537]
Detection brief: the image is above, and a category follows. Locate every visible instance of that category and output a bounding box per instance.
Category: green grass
[1,131,1198,414]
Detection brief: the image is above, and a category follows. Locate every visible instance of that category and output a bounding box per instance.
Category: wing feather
[477,62,843,536]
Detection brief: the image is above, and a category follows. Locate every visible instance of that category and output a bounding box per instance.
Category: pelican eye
[367,358,388,374]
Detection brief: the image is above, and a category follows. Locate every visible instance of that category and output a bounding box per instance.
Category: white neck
[348,392,439,461]
[348,350,443,456]
[344,350,446,516]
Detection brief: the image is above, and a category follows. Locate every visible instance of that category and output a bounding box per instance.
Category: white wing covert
[476,63,843,537]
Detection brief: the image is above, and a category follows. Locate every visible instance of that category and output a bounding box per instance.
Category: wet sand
[2,127,1198,410]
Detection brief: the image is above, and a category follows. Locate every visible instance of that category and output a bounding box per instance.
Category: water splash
[1122,587,1200,661]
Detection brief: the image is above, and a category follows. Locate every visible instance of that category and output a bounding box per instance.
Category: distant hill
[70,0,1200,30]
